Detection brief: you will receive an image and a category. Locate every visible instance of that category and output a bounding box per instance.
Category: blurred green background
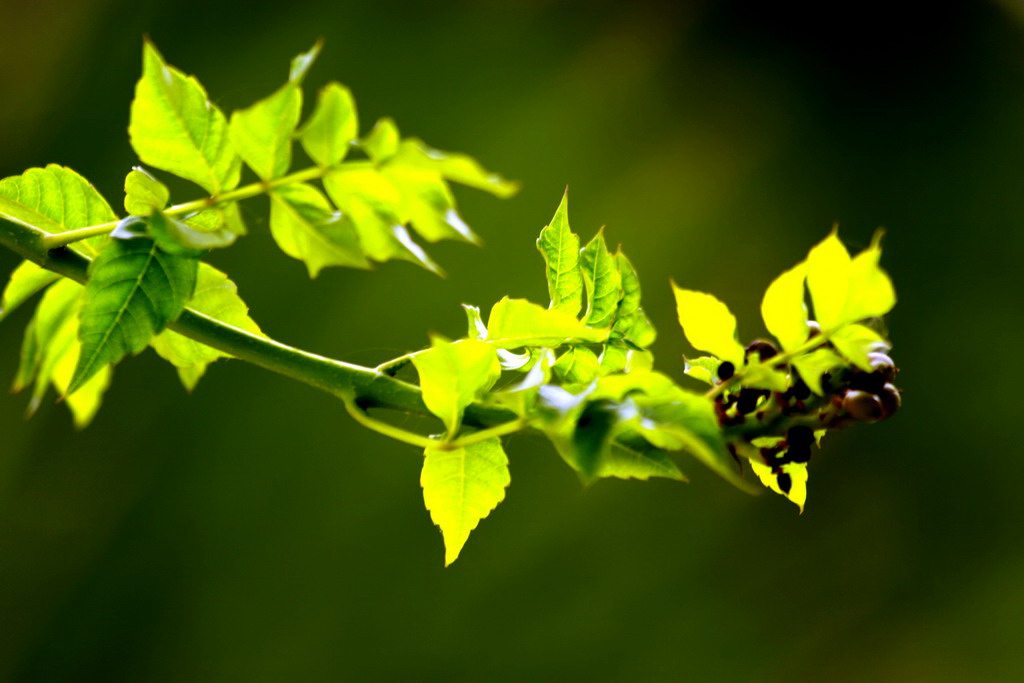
[1,1,1021,680]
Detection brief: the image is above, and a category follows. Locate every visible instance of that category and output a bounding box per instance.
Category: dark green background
[1,1,1020,680]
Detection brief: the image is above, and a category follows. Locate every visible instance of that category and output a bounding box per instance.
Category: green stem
[448,419,527,449]
[40,166,328,250]
[343,398,440,450]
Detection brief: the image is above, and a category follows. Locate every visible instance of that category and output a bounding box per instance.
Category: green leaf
[0,165,118,256]
[123,167,170,217]
[361,117,400,162]
[610,250,656,347]
[830,323,888,371]
[571,399,625,477]
[535,191,583,315]
[598,440,686,482]
[323,164,441,274]
[761,262,808,352]
[844,231,896,322]
[70,236,198,393]
[806,230,851,331]
[381,163,475,243]
[421,437,510,566]
[269,183,368,276]
[147,211,236,254]
[671,285,745,366]
[412,337,500,434]
[129,40,240,193]
[229,42,320,180]
[750,459,808,512]
[300,82,358,168]
[392,139,518,198]
[552,346,601,385]
[791,348,843,396]
[741,363,789,393]
[581,229,622,328]
[462,304,487,340]
[682,356,721,386]
[485,297,607,348]
[185,203,247,237]
[0,262,59,322]
[150,263,262,390]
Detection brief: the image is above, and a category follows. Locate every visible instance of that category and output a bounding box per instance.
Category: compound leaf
[300,82,358,168]
[421,437,510,566]
[269,183,368,276]
[536,191,583,315]
[150,263,262,390]
[229,42,320,180]
[129,40,240,193]
[70,236,198,393]
[671,286,744,366]
[412,337,500,434]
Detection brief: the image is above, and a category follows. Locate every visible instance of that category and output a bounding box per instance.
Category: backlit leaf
[844,231,896,322]
[269,183,368,276]
[831,323,888,371]
[535,191,583,315]
[361,117,400,162]
[791,347,843,396]
[300,82,358,168]
[229,42,320,179]
[761,261,808,352]
[806,231,851,331]
[0,262,58,322]
[421,437,510,566]
[123,167,169,217]
[129,40,240,194]
[148,211,236,254]
[485,297,607,348]
[412,337,500,434]
[71,235,198,392]
[682,356,721,386]
[150,263,262,390]
[382,164,474,243]
[750,459,808,512]
[597,441,686,482]
[392,139,518,198]
[552,346,601,385]
[671,286,744,366]
[581,229,622,328]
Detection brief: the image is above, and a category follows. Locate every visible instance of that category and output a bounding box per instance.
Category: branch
[0,217,515,429]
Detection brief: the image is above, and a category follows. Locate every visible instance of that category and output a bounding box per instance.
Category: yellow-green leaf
[552,346,601,385]
[300,82,358,168]
[791,348,843,396]
[535,191,583,315]
[831,323,888,371]
[361,117,400,162]
[581,229,622,328]
[844,231,896,322]
[806,230,851,331]
[485,297,607,348]
[750,459,808,512]
[129,40,240,193]
[269,183,368,276]
[391,139,518,198]
[0,262,58,322]
[421,437,510,566]
[123,167,170,217]
[671,286,744,366]
[412,337,500,434]
[761,261,808,352]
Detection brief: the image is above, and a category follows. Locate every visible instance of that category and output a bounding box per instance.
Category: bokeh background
[1,1,1022,680]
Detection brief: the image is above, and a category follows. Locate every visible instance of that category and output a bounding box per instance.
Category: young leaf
[150,263,262,390]
[129,40,240,193]
[123,167,170,217]
[741,363,789,393]
[361,117,400,162]
[300,82,358,168]
[382,164,475,243]
[761,262,808,352]
[412,337,500,435]
[0,262,59,322]
[421,437,510,566]
[535,191,583,315]
[791,348,843,396]
[830,323,888,371]
[20,279,80,399]
[462,304,487,340]
[485,297,607,348]
[552,346,601,385]
[844,232,896,322]
[671,286,745,366]
[70,236,198,393]
[806,230,851,331]
[598,440,686,482]
[750,459,808,512]
[0,165,118,256]
[682,356,721,386]
[581,229,622,328]
[391,139,518,198]
[269,183,369,276]
[148,211,236,254]
[229,42,320,180]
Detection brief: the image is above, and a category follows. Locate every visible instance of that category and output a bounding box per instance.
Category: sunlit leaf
[597,441,686,481]
[412,337,500,434]
[844,231,896,322]
[300,82,358,168]
[682,356,721,386]
[0,262,58,322]
[671,286,744,366]
[750,459,808,512]
[462,304,487,340]
[806,230,851,331]
[791,347,843,396]
[421,437,509,566]
[148,211,236,254]
[741,363,789,393]
[361,117,400,162]
[150,263,262,390]
[129,40,240,193]
[535,191,583,315]
[486,297,607,348]
[230,42,320,180]
[831,323,888,371]
[581,229,622,328]
[70,235,198,393]
[123,167,170,217]
[392,139,518,198]
[269,183,368,276]
[761,261,808,352]
[382,163,474,243]
[552,346,601,385]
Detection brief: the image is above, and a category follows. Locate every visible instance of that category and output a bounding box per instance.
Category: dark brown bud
[717,361,735,381]
[878,382,902,419]
[842,389,883,422]
[745,339,779,362]
[850,370,886,395]
[787,425,815,449]
[737,388,767,415]
[868,352,896,383]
